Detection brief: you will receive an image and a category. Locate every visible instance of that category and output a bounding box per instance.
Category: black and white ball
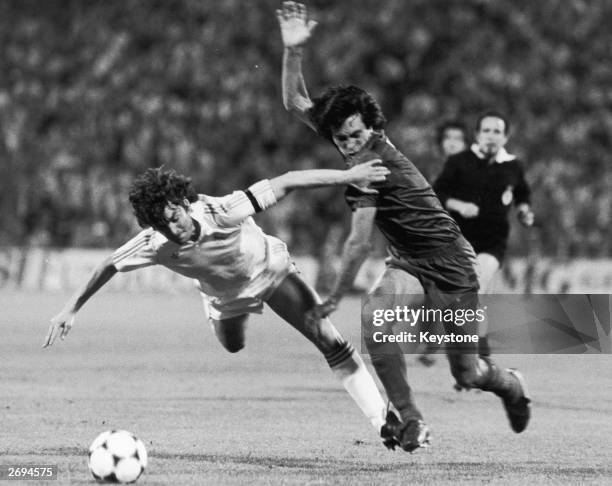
[88,430,147,483]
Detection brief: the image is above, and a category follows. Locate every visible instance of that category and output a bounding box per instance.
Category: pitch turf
[2,291,611,485]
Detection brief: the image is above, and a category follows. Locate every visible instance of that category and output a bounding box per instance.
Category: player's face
[441,128,467,157]
[157,201,195,244]
[476,116,508,158]
[331,114,374,157]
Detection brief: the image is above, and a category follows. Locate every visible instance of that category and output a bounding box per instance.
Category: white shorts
[198,236,297,321]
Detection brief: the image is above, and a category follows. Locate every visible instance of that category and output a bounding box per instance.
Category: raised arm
[277,1,317,129]
[43,255,118,348]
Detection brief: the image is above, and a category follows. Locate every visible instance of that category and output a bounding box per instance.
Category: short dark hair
[129,167,198,229]
[476,110,510,135]
[436,120,468,148]
[308,85,386,141]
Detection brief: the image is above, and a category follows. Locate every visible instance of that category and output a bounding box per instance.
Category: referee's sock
[326,341,386,432]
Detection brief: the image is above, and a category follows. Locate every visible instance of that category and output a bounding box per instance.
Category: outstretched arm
[43,256,118,348]
[277,1,317,129]
[270,160,389,199]
[215,160,388,227]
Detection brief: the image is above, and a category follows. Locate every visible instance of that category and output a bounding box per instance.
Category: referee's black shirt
[433,147,531,261]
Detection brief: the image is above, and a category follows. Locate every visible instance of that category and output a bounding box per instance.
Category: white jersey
[111,179,282,298]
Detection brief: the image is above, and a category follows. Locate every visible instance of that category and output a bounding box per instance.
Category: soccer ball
[88,430,147,483]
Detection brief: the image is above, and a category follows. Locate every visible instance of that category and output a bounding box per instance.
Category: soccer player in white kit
[43,163,391,439]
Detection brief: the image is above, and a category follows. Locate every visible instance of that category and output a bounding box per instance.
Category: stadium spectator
[437,120,469,159]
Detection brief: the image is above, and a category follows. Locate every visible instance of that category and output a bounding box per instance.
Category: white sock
[327,342,386,432]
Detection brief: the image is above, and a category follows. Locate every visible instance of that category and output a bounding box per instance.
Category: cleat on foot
[380,411,401,450]
[503,369,531,433]
[381,411,431,453]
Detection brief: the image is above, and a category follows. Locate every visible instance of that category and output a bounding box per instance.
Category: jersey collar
[470,143,516,163]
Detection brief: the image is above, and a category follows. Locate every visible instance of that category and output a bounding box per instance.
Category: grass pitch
[2,291,611,485]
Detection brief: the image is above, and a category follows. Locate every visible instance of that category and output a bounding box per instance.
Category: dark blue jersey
[344,133,462,256]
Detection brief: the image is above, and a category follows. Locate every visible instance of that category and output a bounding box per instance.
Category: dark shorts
[364,236,481,354]
[387,235,479,297]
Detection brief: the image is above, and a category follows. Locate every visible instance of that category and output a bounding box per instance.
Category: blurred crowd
[1,0,611,258]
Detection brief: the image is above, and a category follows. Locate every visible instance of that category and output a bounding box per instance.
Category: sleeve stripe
[243,189,263,213]
[112,233,150,263]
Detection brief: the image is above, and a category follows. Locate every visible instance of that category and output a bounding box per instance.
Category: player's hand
[346,159,389,191]
[305,298,338,324]
[517,207,535,227]
[43,310,76,348]
[276,1,318,48]
[457,201,480,218]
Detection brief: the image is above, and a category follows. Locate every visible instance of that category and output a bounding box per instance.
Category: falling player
[43,163,392,439]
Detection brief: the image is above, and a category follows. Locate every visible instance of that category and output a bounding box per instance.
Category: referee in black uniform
[434,111,534,293]
[433,111,534,366]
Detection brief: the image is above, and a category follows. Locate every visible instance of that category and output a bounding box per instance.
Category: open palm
[276,1,317,47]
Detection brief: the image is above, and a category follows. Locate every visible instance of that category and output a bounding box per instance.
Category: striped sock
[325,341,386,432]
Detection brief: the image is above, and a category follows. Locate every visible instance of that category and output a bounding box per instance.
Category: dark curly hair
[308,85,387,141]
[128,167,198,229]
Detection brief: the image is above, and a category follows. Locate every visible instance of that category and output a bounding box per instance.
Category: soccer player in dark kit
[277,1,531,452]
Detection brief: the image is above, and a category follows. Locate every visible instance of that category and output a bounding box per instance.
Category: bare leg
[211,314,249,353]
[266,273,387,432]
[363,267,425,422]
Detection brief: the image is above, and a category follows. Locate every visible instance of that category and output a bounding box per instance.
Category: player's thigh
[265,273,342,352]
[363,266,425,345]
[475,252,500,293]
[364,266,425,319]
[212,314,249,353]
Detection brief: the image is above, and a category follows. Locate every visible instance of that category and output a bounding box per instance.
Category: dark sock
[370,354,423,422]
[478,357,520,401]
[478,336,491,358]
